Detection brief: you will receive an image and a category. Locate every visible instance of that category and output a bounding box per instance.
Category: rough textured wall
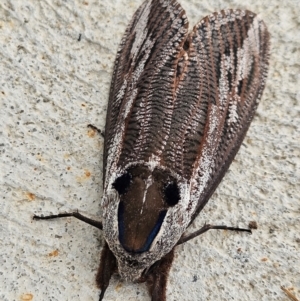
[0,0,299,300]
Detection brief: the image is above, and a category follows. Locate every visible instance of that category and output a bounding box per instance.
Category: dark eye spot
[183,39,190,51]
[113,172,131,195]
[164,182,180,206]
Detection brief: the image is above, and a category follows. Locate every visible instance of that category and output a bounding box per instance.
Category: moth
[34,0,270,300]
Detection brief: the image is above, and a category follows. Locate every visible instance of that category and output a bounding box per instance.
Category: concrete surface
[0,0,299,300]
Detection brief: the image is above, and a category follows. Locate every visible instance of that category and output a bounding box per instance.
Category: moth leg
[177,223,252,245]
[145,249,175,301]
[33,211,103,230]
[87,124,105,138]
[96,242,117,301]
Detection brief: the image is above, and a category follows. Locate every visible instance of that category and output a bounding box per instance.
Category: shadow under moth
[34,0,270,300]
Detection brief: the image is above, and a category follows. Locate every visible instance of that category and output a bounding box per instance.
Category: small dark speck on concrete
[248,221,258,229]
[192,275,198,282]
[78,34,82,42]
[56,137,59,140]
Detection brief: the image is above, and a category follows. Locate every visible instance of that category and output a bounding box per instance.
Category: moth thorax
[113,165,180,254]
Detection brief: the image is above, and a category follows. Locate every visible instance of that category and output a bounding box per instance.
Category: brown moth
[34,0,270,300]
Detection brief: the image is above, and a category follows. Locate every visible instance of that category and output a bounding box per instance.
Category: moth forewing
[33,1,270,300]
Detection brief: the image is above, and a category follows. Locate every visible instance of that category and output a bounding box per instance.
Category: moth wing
[163,10,270,220]
[104,0,189,182]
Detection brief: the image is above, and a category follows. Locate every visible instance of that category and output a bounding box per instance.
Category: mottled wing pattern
[104,0,189,182]
[104,1,269,221]
[163,10,270,220]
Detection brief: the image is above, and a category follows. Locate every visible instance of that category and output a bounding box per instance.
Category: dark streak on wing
[160,9,269,220]
[103,2,146,175]
[104,0,189,174]
[189,10,270,220]
[163,37,209,177]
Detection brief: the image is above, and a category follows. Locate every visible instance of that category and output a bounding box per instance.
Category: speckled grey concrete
[0,0,299,301]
